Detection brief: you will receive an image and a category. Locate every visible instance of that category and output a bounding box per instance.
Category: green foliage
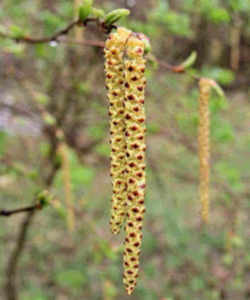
[95,143,110,157]
[104,9,130,26]
[69,152,95,186]
[150,6,192,37]
[55,269,87,289]
[78,0,93,22]
[21,288,49,300]
[180,51,197,69]
[202,67,235,85]
[211,119,235,143]
[88,125,105,139]
[40,11,66,35]
[0,131,7,156]
[228,0,250,12]
[215,162,243,191]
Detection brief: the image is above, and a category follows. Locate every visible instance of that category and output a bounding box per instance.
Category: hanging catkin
[122,34,147,295]
[198,78,212,224]
[57,142,75,232]
[104,27,132,234]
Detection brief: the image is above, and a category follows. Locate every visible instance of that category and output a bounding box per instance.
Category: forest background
[0,0,250,299]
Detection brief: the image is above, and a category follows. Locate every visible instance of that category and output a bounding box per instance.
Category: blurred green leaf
[202,67,235,85]
[40,11,65,35]
[147,122,161,134]
[95,143,110,157]
[88,125,105,139]
[9,24,26,39]
[0,131,7,156]
[55,269,87,289]
[207,8,231,24]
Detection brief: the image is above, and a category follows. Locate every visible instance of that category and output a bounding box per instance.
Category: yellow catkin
[104,27,132,234]
[122,35,147,295]
[198,78,212,224]
[58,142,75,232]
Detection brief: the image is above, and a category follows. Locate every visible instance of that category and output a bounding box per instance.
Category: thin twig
[0,202,44,217]
[159,61,186,73]
[0,17,107,46]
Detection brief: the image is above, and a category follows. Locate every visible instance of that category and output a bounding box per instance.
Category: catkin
[122,35,147,295]
[104,27,132,234]
[198,78,212,224]
[57,142,75,232]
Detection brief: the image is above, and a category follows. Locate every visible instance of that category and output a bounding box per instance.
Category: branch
[0,202,45,217]
[0,17,107,46]
[159,61,186,73]
[5,209,36,300]
[4,192,53,300]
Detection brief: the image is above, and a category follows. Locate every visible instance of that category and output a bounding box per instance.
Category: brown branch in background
[4,127,59,300]
[0,20,78,44]
[61,38,105,48]
[0,202,45,217]
[0,18,92,44]
[0,17,110,47]
[159,61,186,73]
[5,209,36,300]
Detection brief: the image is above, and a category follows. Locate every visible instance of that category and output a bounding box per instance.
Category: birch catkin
[122,35,147,295]
[57,142,75,232]
[104,27,132,234]
[198,78,212,224]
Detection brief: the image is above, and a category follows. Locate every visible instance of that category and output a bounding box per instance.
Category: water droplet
[49,40,58,47]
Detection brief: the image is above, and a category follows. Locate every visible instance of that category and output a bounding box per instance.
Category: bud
[138,33,151,54]
[104,9,130,26]
[37,190,51,207]
[180,51,197,69]
[78,0,93,22]
[92,8,105,18]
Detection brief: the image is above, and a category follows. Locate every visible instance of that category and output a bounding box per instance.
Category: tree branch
[0,202,45,217]
[4,174,56,300]
[5,209,36,300]
[0,17,109,47]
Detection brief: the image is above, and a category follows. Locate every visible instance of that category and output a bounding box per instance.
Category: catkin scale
[198,78,212,224]
[105,27,132,234]
[122,35,147,295]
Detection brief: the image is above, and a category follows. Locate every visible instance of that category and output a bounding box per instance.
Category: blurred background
[0,0,250,299]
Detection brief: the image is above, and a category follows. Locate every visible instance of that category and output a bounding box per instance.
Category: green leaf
[40,11,65,35]
[92,8,105,18]
[78,0,93,22]
[104,9,130,26]
[180,51,197,69]
[202,67,235,85]
[212,120,235,143]
[207,8,231,24]
[9,25,26,39]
